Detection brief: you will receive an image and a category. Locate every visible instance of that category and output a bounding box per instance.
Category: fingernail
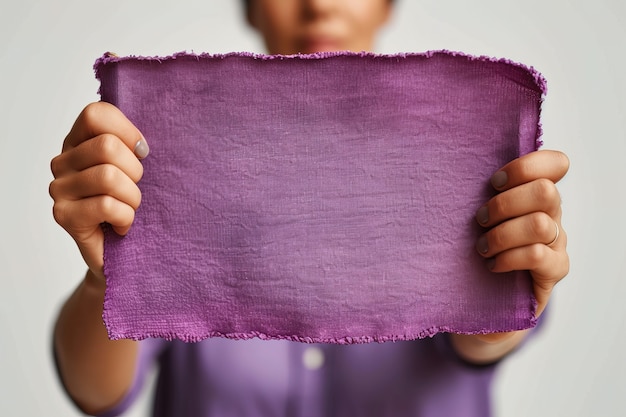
[134,137,150,159]
[476,235,489,254]
[490,171,508,189]
[476,206,489,225]
[486,258,496,271]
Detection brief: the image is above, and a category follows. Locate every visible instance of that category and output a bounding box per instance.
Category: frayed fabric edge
[93,50,547,93]
[104,319,539,345]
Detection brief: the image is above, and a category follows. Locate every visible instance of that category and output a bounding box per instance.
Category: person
[49,0,570,416]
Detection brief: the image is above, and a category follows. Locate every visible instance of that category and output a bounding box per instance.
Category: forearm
[54,270,138,415]
[449,329,529,365]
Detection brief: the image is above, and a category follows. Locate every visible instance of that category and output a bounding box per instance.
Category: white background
[1,1,624,416]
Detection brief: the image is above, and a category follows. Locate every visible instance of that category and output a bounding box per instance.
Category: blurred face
[247,0,392,54]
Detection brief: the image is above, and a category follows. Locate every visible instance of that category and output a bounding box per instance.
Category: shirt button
[302,346,325,371]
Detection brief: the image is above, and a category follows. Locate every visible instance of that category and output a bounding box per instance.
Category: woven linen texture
[98,51,544,343]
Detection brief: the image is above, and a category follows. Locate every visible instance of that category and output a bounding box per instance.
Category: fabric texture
[96,51,545,343]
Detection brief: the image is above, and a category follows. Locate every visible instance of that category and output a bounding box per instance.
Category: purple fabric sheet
[97,51,545,343]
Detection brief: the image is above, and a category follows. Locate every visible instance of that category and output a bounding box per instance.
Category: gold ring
[547,221,560,247]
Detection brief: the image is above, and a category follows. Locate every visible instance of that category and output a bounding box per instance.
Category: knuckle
[516,159,534,180]
[51,202,68,227]
[542,251,570,286]
[48,179,59,199]
[488,226,506,250]
[50,155,62,177]
[94,133,121,158]
[98,194,118,216]
[529,212,554,241]
[526,244,548,266]
[85,165,119,199]
[81,101,107,123]
[489,195,508,218]
[533,178,560,207]
[95,164,120,189]
[99,195,135,226]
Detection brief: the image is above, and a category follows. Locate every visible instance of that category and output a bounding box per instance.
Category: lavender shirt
[98,335,501,417]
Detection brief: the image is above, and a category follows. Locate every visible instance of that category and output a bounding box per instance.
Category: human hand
[475,150,570,317]
[450,150,569,360]
[49,102,149,281]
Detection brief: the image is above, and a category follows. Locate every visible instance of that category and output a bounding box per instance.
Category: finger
[490,150,569,191]
[52,196,137,275]
[52,195,137,240]
[51,133,144,183]
[62,102,149,159]
[476,212,561,258]
[49,164,142,211]
[476,179,562,227]
[486,243,570,315]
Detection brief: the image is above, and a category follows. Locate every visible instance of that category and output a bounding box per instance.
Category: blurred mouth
[300,37,343,54]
